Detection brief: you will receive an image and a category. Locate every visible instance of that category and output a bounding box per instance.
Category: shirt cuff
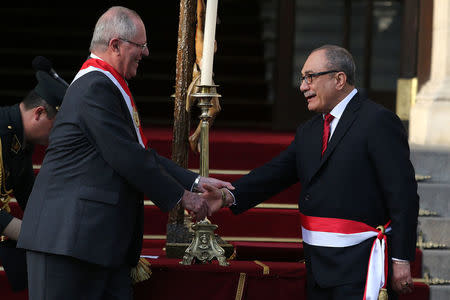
[190,175,201,192]
[392,257,409,262]
[224,188,236,206]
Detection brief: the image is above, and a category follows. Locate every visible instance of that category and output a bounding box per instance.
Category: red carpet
[136,248,307,300]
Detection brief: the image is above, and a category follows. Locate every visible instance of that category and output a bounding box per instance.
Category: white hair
[89,6,140,52]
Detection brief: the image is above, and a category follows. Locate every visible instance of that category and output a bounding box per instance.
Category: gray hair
[312,45,356,86]
[89,6,140,52]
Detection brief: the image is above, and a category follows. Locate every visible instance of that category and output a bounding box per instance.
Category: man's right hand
[180,190,211,221]
[201,184,234,214]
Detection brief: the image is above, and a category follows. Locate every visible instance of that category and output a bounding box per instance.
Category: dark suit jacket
[230,92,419,287]
[18,71,197,268]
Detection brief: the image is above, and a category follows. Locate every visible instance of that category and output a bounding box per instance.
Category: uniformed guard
[0,64,66,291]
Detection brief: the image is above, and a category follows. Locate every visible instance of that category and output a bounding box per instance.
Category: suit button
[305,194,311,201]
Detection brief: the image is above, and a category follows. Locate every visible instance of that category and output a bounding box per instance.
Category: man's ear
[33,106,46,121]
[335,72,347,90]
[109,38,120,53]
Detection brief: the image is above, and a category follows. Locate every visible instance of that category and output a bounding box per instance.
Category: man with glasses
[217,44,419,299]
[0,68,66,292]
[18,6,230,300]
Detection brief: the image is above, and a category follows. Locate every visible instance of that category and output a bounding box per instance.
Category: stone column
[410,0,450,146]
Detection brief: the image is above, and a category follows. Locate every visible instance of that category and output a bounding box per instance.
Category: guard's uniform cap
[34,71,67,111]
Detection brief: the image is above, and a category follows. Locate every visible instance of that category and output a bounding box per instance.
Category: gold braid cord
[0,138,13,213]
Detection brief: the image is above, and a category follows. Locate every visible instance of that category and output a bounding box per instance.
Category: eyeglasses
[119,38,148,50]
[300,70,340,85]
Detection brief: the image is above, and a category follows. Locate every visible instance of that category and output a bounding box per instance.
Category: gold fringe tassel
[130,257,152,284]
[378,288,388,300]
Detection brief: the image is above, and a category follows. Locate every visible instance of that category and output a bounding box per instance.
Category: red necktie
[322,113,335,156]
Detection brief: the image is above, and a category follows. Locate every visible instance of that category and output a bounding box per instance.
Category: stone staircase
[411,145,450,300]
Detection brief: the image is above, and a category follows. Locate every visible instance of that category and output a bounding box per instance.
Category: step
[422,249,450,280]
[0,272,28,300]
[418,182,450,217]
[135,238,425,279]
[399,282,430,300]
[142,239,166,250]
[142,240,305,263]
[418,217,450,246]
[143,205,301,241]
[411,248,423,278]
[26,169,302,206]
[429,286,450,300]
[410,145,450,183]
[32,127,295,170]
[144,127,294,170]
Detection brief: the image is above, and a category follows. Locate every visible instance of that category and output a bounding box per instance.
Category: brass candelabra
[180,85,230,266]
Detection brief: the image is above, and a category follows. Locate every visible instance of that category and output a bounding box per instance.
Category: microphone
[32,56,69,87]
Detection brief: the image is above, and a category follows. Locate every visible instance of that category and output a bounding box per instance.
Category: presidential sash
[72,55,148,148]
[301,213,391,300]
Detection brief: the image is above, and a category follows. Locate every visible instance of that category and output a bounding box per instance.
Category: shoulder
[66,72,123,104]
[295,114,322,134]
[69,71,117,94]
[358,96,400,124]
[357,98,406,140]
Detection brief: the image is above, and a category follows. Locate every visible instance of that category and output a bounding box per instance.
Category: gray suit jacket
[18,71,197,267]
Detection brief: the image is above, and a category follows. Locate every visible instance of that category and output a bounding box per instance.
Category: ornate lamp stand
[180,85,230,266]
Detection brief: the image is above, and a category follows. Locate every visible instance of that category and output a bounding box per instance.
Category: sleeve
[77,76,195,211]
[367,108,419,261]
[154,154,198,190]
[230,132,299,214]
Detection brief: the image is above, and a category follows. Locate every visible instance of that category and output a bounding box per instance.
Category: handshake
[180,176,235,220]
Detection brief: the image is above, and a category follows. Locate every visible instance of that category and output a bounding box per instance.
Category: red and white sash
[301,213,391,300]
[72,54,148,148]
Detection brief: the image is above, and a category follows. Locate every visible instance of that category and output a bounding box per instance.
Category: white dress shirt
[324,88,357,140]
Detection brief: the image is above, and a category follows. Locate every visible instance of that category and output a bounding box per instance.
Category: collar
[324,88,358,120]
[88,53,128,86]
[90,53,103,60]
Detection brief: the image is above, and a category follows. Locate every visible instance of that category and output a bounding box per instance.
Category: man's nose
[300,79,309,92]
[143,47,149,57]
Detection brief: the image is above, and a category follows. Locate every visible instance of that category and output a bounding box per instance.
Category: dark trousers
[26,250,132,300]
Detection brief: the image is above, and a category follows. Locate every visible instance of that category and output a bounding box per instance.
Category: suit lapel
[312,93,362,177]
[300,115,324,187]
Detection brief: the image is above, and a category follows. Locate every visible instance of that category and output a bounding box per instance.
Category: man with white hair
[18,6,230,300]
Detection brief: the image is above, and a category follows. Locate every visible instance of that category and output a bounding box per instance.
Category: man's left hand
[391,261,414,294]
